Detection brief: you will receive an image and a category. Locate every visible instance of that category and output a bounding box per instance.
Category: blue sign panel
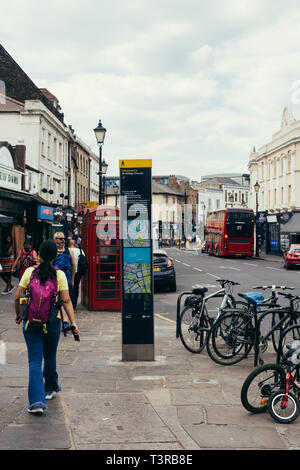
[37,205,54,221]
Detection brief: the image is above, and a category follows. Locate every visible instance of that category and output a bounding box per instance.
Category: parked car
[283,244,300,269]
[153,249,176,291]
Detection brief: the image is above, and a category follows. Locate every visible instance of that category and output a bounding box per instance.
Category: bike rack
[176,291,192,338]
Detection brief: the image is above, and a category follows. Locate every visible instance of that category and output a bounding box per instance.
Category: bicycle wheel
[277,324,300,362]
[241,364,285,414]
[271,312,298,353]
[206,311,254,366]
[268,390,300,423]
[179,305,210,353]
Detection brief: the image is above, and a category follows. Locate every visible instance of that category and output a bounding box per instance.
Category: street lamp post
[94,120,107,205]
[254,181,260,257]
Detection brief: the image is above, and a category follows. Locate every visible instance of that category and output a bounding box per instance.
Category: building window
[288,185,291,203]
[58,142,62,165]
[48,133,51,158]
[41,128,45,156]
[53,137,57,162]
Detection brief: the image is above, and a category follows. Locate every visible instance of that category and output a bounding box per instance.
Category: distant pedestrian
[12,240,37,280]
[0,235,15,295]
[68,239,86,309]
[52,232,76,330]
[14,239,80,415]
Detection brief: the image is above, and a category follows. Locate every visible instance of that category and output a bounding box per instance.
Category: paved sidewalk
[0,288,299,451]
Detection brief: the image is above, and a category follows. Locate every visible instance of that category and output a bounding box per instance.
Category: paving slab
[63,392,177,448]
[183,423,287,450]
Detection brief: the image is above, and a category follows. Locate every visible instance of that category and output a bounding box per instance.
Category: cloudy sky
[3,0,300,179]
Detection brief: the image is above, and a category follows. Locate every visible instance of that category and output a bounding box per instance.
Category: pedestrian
[68,239,86,309]
[12,240,38,281]
[14,239,80,415]
[0,235,15,295]
[52,232,76,330]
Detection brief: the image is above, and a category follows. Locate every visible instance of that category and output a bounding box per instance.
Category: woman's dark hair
[36,240,57,284]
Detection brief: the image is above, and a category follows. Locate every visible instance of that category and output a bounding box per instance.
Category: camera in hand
[71,325,80,341]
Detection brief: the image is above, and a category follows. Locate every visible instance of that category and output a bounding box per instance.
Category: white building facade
[191,176,250,242]
[248,107,300,253]
[0,97,71,205]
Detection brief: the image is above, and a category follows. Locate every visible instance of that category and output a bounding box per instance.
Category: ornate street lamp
[254,181,260,257]
[94,120,107,205]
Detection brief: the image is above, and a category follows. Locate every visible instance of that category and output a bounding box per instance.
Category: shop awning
[0,213,13,223]
[281,213,300,234]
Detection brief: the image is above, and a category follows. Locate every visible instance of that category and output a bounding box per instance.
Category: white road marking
[266,267,281,271]
[193,267,203,272]
[206,273,220,279]
[243,263,258,267]
[182,263,191,267]
[219,266,240,271]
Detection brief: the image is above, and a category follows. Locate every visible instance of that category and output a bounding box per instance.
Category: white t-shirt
[70,247,85,273]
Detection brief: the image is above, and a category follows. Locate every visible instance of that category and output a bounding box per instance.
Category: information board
[120,159,154,361]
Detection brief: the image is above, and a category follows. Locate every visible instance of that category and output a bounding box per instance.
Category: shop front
[0,187,31,256]
[280,211,300,249]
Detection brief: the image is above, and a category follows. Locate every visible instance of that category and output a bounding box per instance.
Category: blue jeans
[23,319,61,410]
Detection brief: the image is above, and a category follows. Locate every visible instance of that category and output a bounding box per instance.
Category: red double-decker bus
[204,208,255,257]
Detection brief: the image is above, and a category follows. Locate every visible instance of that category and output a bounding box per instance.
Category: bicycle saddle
[241,292,265,305]
[192,287,208,296]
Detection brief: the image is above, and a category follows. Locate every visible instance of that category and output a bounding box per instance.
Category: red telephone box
[81,205,121,310]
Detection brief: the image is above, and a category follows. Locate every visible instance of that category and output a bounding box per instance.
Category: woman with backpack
[14,240,80,415]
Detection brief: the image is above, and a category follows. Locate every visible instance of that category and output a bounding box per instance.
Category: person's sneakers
[2,285,15,295]
[27,407,44,415]
[62,321,71,332]
[45,391,57,400]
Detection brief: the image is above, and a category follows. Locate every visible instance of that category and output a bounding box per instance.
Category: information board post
[120,159,154,361]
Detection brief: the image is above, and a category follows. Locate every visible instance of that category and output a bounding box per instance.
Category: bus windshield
[226,211,254,238]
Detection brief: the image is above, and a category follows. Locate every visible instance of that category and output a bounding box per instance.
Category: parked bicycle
[206,286,300,366]
[241,340,300,423]
[276,322,300,364]
[178,279,246,353]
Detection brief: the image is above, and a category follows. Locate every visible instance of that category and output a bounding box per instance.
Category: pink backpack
[25,266,58,332]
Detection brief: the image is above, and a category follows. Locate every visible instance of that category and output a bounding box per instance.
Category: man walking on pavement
[68,238,86,309]
[52,232,76,330]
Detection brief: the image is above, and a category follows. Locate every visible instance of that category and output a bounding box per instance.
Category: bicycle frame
[282,370,300,408]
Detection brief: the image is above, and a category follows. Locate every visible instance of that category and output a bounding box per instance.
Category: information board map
[123,248,151,294]
[124,219,150,248]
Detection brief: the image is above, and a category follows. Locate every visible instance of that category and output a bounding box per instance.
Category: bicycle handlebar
[253,285,295,290]
[216,279,240,286]
[278,292,300,300]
